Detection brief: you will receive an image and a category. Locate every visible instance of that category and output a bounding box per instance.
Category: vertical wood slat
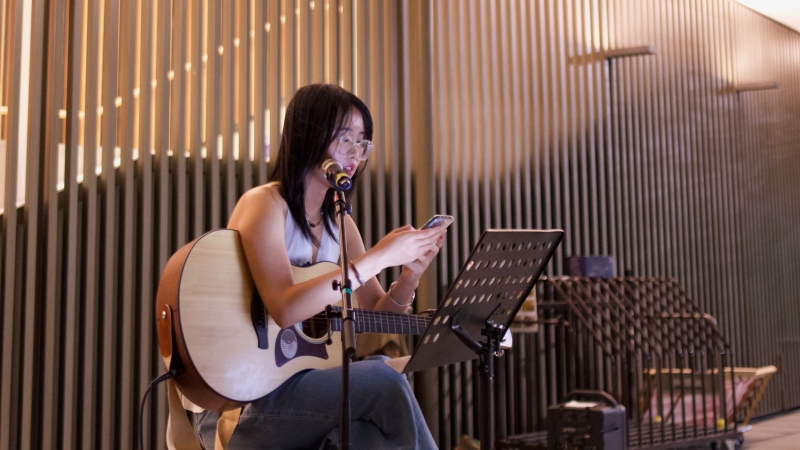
[171,0,187,248]
[19,0,46,447]
[98,0,120,448]
[220,0,235,220]
[40,0,68,447]
[190,0,205,238]
[0,0,21,447]
[117,0,138,447]
[79,0,102,446]
[61,0,85,446]
[137,0,160,445]
[237,0,252,194]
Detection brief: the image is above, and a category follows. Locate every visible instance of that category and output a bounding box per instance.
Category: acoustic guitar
[155,229,430,412]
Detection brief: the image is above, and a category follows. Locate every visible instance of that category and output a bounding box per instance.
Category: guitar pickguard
[274,327,329,367]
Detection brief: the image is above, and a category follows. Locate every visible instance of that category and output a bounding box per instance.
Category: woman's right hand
[365,225,446,271]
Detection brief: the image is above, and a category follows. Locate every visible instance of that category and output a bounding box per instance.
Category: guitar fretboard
[326,306,430,336]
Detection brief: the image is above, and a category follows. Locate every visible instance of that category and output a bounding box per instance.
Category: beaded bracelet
[388,281,415,307]
[349,261,366,287]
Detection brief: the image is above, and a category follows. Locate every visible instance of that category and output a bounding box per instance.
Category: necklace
[306,212,323,228]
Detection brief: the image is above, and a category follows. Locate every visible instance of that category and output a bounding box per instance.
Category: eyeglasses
[335,135,374,160]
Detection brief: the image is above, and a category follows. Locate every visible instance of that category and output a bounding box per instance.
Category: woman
[194,84,445,449]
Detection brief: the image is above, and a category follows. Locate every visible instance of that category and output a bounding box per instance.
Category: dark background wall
[427,2,799,444]
[0,1,798,449]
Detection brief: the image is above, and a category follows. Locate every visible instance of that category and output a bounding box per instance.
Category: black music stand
[404,229,563,450]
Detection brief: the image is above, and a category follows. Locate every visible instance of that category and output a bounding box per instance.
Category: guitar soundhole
[300,313,329,340]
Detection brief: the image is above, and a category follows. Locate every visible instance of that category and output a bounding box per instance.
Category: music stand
[404,229,563,449]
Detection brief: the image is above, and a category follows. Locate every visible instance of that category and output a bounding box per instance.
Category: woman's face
[327,107,368,177]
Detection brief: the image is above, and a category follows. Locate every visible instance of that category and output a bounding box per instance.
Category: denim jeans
[194,357,437,449]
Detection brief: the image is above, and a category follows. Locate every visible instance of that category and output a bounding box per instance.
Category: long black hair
[268,84,373,246]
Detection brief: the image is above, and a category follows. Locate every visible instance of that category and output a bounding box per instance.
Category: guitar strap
[166,379,241,450]
[214,408,241,449]
[166,380,202,450]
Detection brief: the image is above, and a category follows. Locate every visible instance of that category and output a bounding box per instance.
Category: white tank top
[283,208,340,266]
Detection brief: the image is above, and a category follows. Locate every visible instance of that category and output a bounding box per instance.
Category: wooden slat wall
[429,0,800,447]
[1,1,799,449]
[0,1,414,449]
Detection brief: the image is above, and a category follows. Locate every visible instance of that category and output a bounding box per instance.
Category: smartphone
[421,214,454,230]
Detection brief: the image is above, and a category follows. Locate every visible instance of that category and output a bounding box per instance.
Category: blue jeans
[194,358,437,449]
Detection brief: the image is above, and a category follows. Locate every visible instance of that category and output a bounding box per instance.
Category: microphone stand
[331,189,357,449]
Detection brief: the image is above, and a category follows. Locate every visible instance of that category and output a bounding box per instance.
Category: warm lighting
[310,1,316,10]
[605,46,657,58]
[733,1,800,33]
[59,109,67,119]
[234,38,240,47]
[280,15,286,24]
[0,106,8,114]
[79,111,85,119]
[115,96,122,107]
[217,45,224,55]
[133,88,140,97]
[185,62,191,71]
[151,79,157,88]
[734,82,780,92]
[97,106,103,115]
[265,22,271,32]
[167,70,175,80]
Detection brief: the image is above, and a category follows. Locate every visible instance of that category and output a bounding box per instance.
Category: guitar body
[156,229,346,412]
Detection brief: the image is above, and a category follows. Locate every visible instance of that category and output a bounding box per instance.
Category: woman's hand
[363,225,446,274]
[400,227,445,283]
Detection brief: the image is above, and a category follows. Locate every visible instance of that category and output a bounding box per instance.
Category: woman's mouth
[343,164,356,176]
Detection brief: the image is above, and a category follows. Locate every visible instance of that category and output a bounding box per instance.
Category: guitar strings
[300,309,431,334]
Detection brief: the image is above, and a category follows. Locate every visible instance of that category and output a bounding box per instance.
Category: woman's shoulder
[228,183,288,228]
[241,183,287,209]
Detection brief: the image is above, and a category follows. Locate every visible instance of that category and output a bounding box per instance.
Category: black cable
[139,369,179,450]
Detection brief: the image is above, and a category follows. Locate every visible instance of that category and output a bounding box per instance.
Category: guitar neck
[326,307,430,336]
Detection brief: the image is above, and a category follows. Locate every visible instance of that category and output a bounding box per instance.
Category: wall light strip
[734,81,780,92]
[605,45,657,59]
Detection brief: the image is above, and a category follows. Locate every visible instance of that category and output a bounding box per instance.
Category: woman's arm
[344,221,445,314]
[228,185,445,326]
[228,186,352,328]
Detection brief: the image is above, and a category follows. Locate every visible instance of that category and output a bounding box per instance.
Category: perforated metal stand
[403,229,564,449]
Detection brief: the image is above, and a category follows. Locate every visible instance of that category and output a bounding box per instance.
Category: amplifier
[547,390,626,450]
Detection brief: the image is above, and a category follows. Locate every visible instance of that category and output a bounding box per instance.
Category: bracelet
[388,281,415,307]
[349,261,366,287]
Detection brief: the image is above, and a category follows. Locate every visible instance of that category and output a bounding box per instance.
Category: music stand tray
[404,229,563,373]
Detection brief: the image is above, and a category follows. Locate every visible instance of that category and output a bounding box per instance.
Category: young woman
[194,84,445,449]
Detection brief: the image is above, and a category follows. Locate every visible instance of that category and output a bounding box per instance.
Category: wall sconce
[734,82,780,92]
[605,46,657,59]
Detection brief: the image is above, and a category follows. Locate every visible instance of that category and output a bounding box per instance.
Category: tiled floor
[740,409,800,449]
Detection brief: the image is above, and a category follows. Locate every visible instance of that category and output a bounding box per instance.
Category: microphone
[322,159,352,191]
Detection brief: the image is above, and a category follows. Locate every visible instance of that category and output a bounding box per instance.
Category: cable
[139,369,179,450]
